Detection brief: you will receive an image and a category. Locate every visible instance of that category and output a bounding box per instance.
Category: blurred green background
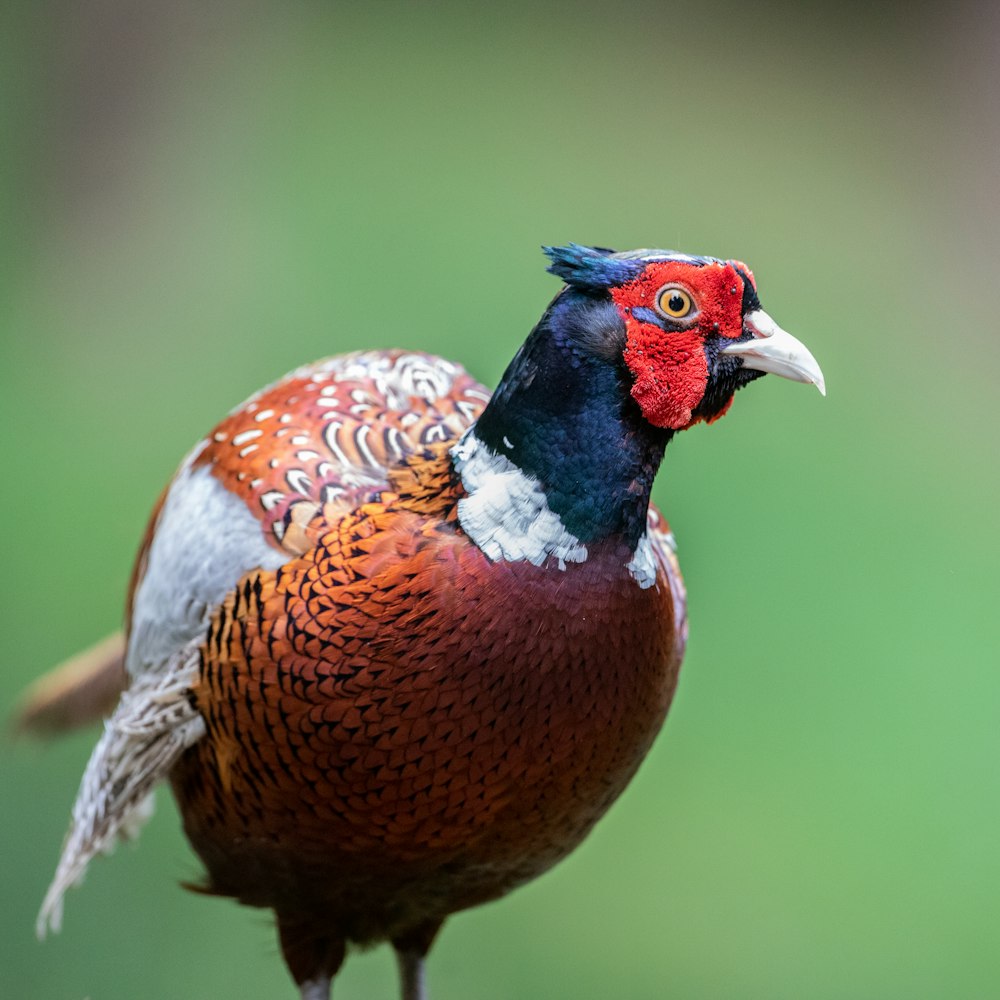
[2,2,997,998]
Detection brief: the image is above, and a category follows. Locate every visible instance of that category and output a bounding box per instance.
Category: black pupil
[668,293,685,313]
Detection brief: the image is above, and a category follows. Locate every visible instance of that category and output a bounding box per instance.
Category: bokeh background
[2,2,998,998]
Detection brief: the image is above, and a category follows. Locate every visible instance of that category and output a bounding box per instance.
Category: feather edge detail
[37,642,205,938]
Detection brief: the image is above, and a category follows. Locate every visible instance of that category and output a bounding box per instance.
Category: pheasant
[30,244,824,1000]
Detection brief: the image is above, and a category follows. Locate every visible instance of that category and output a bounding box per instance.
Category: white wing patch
[37,641,205,937]
[127,456,287,677]
[451,430,588,570]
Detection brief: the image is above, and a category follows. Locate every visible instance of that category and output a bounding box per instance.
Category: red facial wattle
[611,261,746,430]
[619,325,707,430]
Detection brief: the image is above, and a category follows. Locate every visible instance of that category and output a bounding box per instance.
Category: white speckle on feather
[231,429,262,447]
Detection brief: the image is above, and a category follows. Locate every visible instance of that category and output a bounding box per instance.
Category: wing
[37,639,206,936]
[17,352,488,734]
[127,350,488,677]
[36,351,488,929]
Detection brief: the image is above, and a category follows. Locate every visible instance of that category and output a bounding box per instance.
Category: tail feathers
[37,645,205,938]
[13,633,127,736]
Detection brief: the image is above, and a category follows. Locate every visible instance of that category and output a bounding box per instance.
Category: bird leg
[392,920,443,1000]
[300,977,332,1000]
[395,948,425,1000]
[277,912,345,1000]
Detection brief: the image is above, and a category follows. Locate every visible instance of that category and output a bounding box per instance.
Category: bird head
[543,243,825,430]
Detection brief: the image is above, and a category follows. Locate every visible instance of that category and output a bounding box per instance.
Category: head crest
[542,244,645,291]
[543,243,726,291]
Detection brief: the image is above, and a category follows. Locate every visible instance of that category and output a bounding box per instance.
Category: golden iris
[656,286,694,319]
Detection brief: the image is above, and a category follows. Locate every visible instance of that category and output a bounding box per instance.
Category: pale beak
[721,309,826,396]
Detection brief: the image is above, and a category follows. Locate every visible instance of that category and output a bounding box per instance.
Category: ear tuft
[542,244,643,291]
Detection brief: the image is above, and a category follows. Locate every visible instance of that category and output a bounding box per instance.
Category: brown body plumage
[175,448,682,955]
[30,246,824,999]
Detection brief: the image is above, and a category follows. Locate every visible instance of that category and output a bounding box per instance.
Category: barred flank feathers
[37,643,205,937]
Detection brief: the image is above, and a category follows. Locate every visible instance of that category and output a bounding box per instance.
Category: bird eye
[656,285,694,320]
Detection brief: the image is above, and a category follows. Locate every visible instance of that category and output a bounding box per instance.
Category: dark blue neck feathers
[473,290,671,547]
